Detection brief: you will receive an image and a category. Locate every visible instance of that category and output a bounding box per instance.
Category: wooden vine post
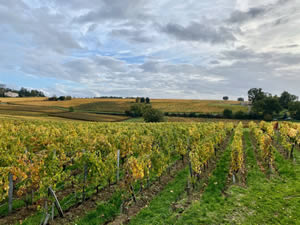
[82,149,88,202]
[117,149,120,184]
[48,187,64,218]
[187,137,193,194]
[8,172,13,214]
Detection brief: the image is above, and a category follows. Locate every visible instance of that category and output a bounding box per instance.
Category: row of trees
[48,96,72,101]
[136,97,150,104]
[223,96,244,101]
[0,84,45,97]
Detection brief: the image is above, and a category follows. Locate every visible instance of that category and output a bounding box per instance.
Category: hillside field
[0,97,248,122]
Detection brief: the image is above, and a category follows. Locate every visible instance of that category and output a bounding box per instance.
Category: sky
[0,0,299,99]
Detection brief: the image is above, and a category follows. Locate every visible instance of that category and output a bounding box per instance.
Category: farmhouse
[4,91,19,98]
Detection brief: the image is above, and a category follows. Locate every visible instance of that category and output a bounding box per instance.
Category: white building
[4,91,19,98]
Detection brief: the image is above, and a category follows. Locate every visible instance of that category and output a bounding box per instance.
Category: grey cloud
[227,0,294,24]
[221,47,300,66]
[228,7,266,24]
[110,29,153,43]
[161,22,236,44]
[273,17,290,26]
[0,1,80,53]
[210,60,220,65]
[74,0,150,23]
[275,44,299,49]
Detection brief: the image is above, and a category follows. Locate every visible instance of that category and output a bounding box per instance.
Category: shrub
[295,111,300,120]
[234,110,245,119]
[264,113,273,121]
[127,104,151,117]
[189,112,197,117]
[223,109,233,118]
[143,108,165,122]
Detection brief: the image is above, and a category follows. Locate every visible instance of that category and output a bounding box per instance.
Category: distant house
[4,91,19,98]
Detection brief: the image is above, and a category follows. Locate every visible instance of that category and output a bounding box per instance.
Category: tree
[143,108,165,122]
[58,96,66,101]
[288,101,300,119]
[279,91,298,109]
[126,104,151,117]
[48,96,58,101]
[252,96,282,118]
[248,88,265,103]
[223,109,233,118]
[0,84,5,97]
[223,96,229,101]
[237,97,244,102]
[146,97,150,104]
[140,97,145,103]
[18,87,45,97]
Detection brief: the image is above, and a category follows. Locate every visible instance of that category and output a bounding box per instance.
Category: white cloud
[0,0,299,99]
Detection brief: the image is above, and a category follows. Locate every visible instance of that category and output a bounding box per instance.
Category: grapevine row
[249,121,274,169]
[230,122,244,183]
[0,119,233,216]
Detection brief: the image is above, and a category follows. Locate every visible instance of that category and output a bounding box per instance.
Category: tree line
[223,88,300,121]
[0,84,45,97]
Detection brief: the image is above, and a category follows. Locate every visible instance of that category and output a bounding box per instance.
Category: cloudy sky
[0,0,299,99]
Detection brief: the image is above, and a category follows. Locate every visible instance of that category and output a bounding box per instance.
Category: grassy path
[172,134,233,225]
[128,167,189,225]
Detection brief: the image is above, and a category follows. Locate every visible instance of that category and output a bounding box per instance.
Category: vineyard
[0,119,300,224]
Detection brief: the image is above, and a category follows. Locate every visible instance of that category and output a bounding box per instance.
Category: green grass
[129,166,189,225]
[72,191,122,225]
[0,199,25,217]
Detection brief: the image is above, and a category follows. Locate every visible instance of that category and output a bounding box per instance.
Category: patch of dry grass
[0,97,47,103]
[151,99,247,113]
[9,98,134,108]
